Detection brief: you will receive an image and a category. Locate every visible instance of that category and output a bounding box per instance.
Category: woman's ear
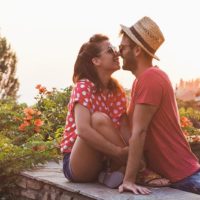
[92,57,101,66]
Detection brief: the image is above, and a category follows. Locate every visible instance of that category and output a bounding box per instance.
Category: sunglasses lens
[99,45,118,55]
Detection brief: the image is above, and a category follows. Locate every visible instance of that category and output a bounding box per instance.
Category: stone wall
[6,161,200,200]
[11,176,93,200]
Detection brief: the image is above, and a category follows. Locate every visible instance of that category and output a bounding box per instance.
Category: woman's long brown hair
[72,34,122,92]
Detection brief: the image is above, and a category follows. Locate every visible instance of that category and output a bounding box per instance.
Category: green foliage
[0,86,72,189]
[0,98,26,134]
[179,107,200,143]
[179,107,200,121]
[34,86,72,140]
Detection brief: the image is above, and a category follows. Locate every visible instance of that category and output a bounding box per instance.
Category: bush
[34,84,72,140]
[179,107,200,143]
[0,85,72,189]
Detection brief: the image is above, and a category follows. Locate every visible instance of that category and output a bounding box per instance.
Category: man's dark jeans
[171,170,200,195]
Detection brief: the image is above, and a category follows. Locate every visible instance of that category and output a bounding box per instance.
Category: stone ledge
[13,161,200,200]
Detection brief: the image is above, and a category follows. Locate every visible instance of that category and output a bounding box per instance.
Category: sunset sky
[0,0,200,105]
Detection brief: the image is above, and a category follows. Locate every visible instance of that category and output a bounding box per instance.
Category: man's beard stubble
[122,54,137,73]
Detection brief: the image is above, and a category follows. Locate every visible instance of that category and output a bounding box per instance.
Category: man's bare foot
[136,169,171,187]
[147,178,171,187]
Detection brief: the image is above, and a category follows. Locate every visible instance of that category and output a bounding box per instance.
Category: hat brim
[120,24,160,61]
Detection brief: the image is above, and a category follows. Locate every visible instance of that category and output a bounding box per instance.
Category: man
[118,16,200,195]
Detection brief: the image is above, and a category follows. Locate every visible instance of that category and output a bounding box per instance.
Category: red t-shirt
[128,66,200,182]
[61,79,127,153]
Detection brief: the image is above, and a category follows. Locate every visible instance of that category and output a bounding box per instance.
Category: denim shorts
[63,153,74,181]
[171,170,200,195]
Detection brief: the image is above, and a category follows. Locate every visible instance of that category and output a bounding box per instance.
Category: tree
[0,36,19,99]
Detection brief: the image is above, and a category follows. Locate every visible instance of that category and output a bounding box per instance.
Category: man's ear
[134,46,142,57]
[92,57,101,66]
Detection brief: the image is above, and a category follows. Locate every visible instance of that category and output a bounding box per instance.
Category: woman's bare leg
[69,112,127,182]
[91,112,127,171]
[91,112,126,147]
[70,137,103,182]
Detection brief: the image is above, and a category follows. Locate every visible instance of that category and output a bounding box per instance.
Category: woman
[61,34,130,187]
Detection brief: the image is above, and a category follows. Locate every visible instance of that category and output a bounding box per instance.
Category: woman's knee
[91,112,111,128]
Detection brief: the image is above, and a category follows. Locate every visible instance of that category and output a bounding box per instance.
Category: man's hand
[118,181,151,195]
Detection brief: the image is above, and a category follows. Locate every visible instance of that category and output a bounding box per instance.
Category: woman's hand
[108,146,128,171]
[112,146,128,166]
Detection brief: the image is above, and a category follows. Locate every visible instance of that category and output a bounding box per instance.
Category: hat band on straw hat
[130,26,155,54]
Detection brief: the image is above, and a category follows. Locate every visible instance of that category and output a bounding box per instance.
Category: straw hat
[120,16,165,60]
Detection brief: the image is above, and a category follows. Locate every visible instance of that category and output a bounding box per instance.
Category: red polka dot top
[60,79,127,153]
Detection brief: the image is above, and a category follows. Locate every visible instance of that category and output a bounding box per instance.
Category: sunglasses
[99,45,118,55]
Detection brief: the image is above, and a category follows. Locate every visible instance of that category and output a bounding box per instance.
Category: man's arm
[119,103,158,194]
[119,113,131,145]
